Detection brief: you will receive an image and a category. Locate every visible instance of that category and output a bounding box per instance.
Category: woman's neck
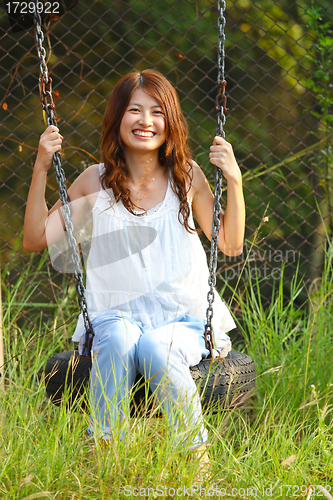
[123,149,169,210]
[124,150,162,187]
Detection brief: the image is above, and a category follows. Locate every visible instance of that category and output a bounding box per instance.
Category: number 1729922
[278,485,332,497]
[6,2,60,15]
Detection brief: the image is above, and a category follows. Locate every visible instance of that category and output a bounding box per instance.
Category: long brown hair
[100,69,194,232]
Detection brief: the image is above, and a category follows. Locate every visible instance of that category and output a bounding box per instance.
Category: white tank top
[72,164,236,348]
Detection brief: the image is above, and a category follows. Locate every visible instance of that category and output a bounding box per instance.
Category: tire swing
[34,1,255,412]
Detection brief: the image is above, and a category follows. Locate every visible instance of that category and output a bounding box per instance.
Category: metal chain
[33,4,94,358]
[204,0,227,358]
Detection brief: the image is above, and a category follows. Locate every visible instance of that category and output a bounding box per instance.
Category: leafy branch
[303,2,333,232]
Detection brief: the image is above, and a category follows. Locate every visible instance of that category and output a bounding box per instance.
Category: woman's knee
[137,324,204,376]
[137,330,181,378]
[92,316,141,358]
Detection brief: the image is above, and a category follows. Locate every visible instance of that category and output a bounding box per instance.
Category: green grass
[0,251,332,500]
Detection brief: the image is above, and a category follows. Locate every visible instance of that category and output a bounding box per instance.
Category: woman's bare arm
[23,125,99,252]
[191,136,245,257]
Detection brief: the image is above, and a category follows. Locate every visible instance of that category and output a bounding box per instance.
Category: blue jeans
[82,314,210,448]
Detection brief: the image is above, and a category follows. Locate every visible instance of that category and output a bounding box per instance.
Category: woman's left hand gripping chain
[209,136,241,183]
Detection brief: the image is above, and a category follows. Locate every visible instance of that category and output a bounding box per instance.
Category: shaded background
[1,0,332,336]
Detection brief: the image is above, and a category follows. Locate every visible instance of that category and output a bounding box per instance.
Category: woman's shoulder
[84,163,101,183]
[67,163,101,209]
[77,164,101,195]
[187,159,209,203]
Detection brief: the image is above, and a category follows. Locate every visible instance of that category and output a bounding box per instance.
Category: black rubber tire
[44,350,91,408]
[190,350,256,409]
[43,349,255,411]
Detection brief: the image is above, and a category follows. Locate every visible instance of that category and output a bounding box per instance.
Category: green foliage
[303,1,333,229]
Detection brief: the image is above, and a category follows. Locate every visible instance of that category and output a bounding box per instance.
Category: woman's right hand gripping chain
[35,125,64,172]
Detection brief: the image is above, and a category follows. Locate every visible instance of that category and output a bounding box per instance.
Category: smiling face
[119,88,166,155]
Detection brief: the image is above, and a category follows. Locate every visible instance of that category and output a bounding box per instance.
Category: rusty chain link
[33,3,94,358]
[204,0,227,359]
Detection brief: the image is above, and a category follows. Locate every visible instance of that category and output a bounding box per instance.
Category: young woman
[24,70,245,463]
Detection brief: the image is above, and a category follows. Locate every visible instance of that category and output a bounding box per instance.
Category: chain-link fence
[1,0,332,334]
